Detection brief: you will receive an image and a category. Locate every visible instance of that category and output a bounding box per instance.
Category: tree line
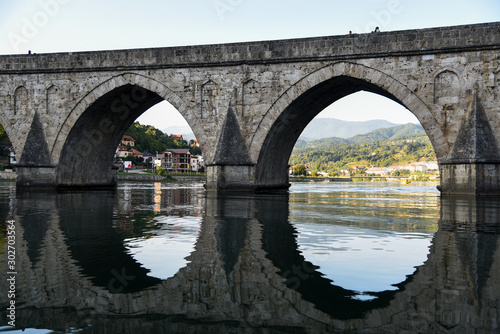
[289,135,435,176]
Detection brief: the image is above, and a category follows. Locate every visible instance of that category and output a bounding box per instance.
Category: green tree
[124,122,203,155]
[157,166,166,176]
[293,165,307,176]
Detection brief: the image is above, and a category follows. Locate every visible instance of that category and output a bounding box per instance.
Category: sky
[1,0,499,129]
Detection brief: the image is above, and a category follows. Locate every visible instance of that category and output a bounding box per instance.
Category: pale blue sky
[1,0,498,127]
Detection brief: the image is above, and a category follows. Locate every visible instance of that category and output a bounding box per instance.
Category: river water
[0,181,499,333]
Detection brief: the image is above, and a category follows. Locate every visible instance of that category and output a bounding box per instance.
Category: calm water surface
[0,181,499,333]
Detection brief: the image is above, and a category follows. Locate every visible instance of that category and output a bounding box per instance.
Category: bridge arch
[251,62,449,189]
[0,87,23,166]
[0,113,17,158]
[53,73,204,188]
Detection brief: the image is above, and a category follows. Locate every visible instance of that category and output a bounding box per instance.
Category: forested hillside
[289,123,435,174]
[124,122,201,155]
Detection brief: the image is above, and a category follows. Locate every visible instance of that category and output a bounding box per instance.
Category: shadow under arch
[54,74,205,188]
[252,62,448,189]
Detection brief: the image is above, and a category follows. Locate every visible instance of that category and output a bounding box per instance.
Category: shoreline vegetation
[289,123,438,180]
[289,176,438,183]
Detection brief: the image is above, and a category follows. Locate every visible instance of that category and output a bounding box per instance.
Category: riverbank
[290,176,439,183]
[117,174,205,182]
[0,170,16,180]
[290,177,353,182]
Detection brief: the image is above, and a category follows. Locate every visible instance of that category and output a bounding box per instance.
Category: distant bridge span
[0,22,499,195]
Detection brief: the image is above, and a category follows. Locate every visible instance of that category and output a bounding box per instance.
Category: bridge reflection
[1,190,499,333]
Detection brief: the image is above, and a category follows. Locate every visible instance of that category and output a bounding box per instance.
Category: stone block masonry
[0,22,499,195]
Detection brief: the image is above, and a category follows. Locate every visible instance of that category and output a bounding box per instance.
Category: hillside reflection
[0,183,499,333]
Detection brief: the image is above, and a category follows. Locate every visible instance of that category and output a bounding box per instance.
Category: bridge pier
[205,165,256,192]
[16,165,119,190]
[205,164,291,192]
[16,166,57,188]
[439,163,500,196]
[438,93,500,196]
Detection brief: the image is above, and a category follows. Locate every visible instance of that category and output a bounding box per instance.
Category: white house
[410,162,429,172]
[427,161,439,171]
[365,167,389,176]
[8,147,16,165]
[190,155,204,172]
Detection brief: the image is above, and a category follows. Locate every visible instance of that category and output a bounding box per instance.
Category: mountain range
[295,123,425,149]
[162,118,424,144]
[298,118,402,141]
[289,122,433,172]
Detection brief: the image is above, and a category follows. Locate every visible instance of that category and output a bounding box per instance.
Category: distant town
[289,160,439,181]
[115,134,204,173]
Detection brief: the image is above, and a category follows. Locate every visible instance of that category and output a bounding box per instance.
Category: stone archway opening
[254,75,440,190]
[289,90,437,179]
[125,100,204,173]
[56,84,203,188]
[0,123,15,168]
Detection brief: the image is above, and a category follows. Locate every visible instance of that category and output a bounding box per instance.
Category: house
[8,147,16,165]
[142,151,156,165]
[130,149,143,158]
[190,139,200,148]
[410,162,428,173]
[365,167,389,176]
[154,153,163,168]
[427,161,439,171]
[162,149,191,172]
[340,169,350,176]
[116,144,131,158]
[162,151,173,170]
[121,135,136,147]
[171,134,184,142]
[190,155,204,172]
[115,136,143,161]
[116,135,137,159]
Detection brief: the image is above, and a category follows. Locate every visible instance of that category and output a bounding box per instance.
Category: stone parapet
[0,22,499,73]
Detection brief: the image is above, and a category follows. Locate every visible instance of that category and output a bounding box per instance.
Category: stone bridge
[0,22,499,195]
[1,192,499,332]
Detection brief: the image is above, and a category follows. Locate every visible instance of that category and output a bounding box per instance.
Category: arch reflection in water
[0,183,500,333]
[289,182,439,302]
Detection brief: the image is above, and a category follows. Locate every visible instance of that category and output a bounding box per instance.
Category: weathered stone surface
[440,163,500,196]
[0,22,499,194]
[212,106,253,165]
[18,112,51,166]
[448,92,500,163]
